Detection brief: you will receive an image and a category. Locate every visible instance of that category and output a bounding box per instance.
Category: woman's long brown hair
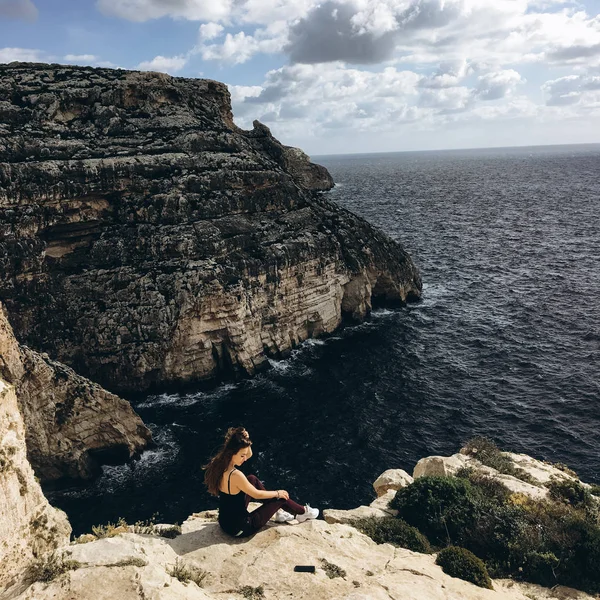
[203,427,252,496]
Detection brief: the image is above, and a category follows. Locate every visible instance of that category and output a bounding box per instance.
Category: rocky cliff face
[0,63,421,393]
[0,302,151,482]
[0,378,71,593]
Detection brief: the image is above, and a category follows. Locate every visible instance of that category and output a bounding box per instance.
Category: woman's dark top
[218,468,248,536]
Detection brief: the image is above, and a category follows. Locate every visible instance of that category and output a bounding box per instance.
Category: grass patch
[352,516,431,553]
[92,517,129,539]
[320,558,346,579]
[109,557,148,568]
[463,437,540,485]
[167,557,208,587]
[88,514,181,540]
[26,552,82,583]
[237,585,265,599]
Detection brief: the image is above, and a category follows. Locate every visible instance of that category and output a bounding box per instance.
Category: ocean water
[44,144,600,536]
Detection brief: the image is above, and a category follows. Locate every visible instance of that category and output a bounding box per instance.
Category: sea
[43,143,600,537]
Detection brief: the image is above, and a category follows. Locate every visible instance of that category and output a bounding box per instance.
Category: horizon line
[311,141,600,158]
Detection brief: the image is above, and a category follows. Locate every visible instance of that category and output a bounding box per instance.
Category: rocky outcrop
[11,517,594,600]
[0,63,421,393]
[411,449,584,501]
[373,468,413,496]
[0,301,152,481]
[0,378,71,592]
[5,466,596,600]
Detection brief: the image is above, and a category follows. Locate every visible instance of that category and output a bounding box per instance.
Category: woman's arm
[232,471,288,500]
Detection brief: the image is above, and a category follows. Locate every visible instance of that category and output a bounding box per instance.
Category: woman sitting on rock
[204,427,319,537]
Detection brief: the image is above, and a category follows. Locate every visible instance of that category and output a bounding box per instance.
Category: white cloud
[197,21,288,64]
[137,54,188,73]
[0,47,45,62]
[63,54,99,63]
[475,69,525,100]
[199,22,224,41]
[0,0,37,21]
[96,0,233,23]
[542,72,600,106]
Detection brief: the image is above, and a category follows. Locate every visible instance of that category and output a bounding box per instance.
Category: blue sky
[1,0,599,155]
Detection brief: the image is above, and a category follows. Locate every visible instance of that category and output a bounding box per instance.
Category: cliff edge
[2,442,597,600]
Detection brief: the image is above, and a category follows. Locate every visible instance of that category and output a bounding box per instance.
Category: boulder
[373,469,413,496]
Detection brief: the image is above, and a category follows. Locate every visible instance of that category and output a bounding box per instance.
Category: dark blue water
[44,144,600,537]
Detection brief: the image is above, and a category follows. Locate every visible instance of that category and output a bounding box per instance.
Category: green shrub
[462,437,539,485]
[547,477,593,509]
[436,546,492,589]
[390,476,477,545]
[552,462,578,478]
[589,484,600,497]
[455,467,512,504]
[353,517,431,553]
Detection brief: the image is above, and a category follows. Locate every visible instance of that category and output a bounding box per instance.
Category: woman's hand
[277,489,290,500]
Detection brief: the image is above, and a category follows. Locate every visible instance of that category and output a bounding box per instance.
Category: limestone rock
[373,469,413,496]
[7,515,596,600]
[413,453,470,478]
[323,505,391,524]
[504,452,585,486]
[0,378,71,592]
[413,452,552,500]
[0,63,422,393]
[369,489,398,514]
[0,301,152,481]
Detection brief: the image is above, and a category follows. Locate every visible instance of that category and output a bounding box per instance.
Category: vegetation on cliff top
[383,437,600,594]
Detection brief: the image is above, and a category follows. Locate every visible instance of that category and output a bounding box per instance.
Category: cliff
[0,301,151,482]
[0,378,71,593]
[2,443,596,600]
[0,63,421,393]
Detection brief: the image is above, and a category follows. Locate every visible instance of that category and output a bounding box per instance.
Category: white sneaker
[296,504,319,523]
[274,509,294,523]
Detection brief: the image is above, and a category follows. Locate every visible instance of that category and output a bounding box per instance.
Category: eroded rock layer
[0,63,421,393]
[1,302,152,482]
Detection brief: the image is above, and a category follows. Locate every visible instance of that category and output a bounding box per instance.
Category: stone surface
[413,452,565,500]
[6,514,595,600]
[0,301,152,481]
[0,63,422,393]
[0,378,71,592]
[369,489,398,513]
[413,454,470,479]
[323,505,391,524]
[373,469,413,497]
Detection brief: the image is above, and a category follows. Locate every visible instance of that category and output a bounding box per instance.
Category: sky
[0,0,599,155]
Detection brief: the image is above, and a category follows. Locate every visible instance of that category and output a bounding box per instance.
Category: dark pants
[241,475,305,536]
